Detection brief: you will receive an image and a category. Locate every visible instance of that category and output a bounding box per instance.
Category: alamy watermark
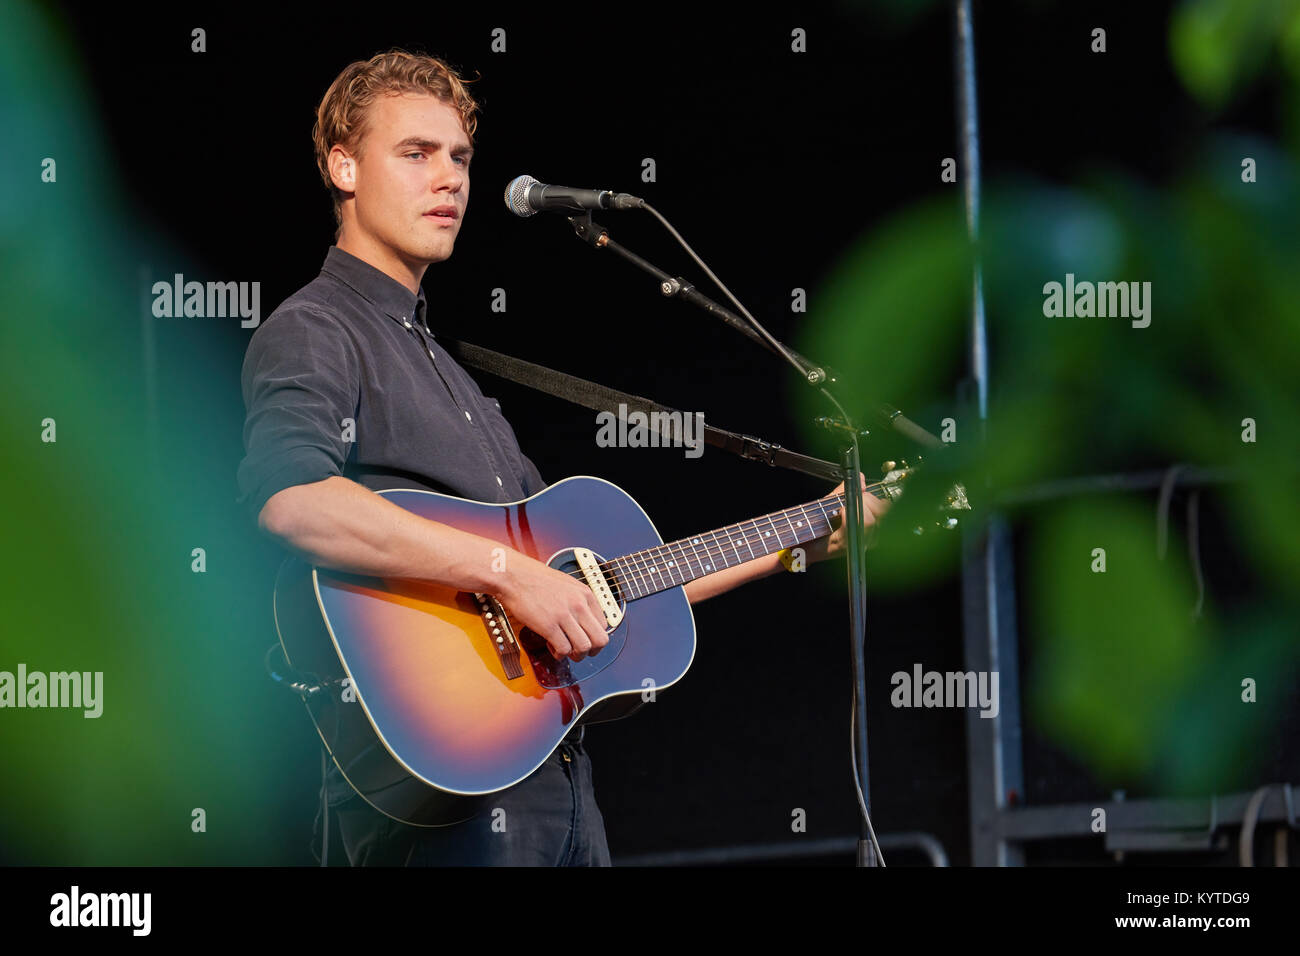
[1042,273,1151,328]
[50,886,150,936]
[595,404,704,459]
[0,664,103,718]
[151,273,260,328]
[891,663,999,719]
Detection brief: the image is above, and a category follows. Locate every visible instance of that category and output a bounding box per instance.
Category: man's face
[347,93,471,269]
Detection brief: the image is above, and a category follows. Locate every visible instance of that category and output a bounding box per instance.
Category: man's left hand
[801,474,891,565]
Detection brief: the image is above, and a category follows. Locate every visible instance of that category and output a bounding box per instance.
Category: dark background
[41,0,1292,865]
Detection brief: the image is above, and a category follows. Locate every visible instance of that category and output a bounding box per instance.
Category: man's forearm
[683,551,786,604]
[258,476,507,593]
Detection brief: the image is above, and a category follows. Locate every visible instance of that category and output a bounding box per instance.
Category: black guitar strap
[442,338,843,482]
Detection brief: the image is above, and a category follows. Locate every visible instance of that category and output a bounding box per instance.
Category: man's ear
[328,146,357,194]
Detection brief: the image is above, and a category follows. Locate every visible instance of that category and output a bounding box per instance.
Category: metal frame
[614,831,949,867]
[962,468,1297,863]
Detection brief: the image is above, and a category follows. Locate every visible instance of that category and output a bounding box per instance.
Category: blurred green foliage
[799,0,1300,794]
[0,0,286,863]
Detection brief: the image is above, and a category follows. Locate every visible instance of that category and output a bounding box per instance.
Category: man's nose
[432,154,465,190]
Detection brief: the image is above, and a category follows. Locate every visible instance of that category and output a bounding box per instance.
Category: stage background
[1,0,1297,865]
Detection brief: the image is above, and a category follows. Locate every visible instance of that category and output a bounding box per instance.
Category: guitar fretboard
[602,487,885,600]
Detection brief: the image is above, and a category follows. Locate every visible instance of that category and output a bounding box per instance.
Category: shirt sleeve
[236,307,361,523]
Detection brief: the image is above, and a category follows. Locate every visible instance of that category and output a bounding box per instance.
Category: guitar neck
[604,484,890,601]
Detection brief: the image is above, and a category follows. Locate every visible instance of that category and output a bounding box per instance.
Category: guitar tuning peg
[881,461,896,474]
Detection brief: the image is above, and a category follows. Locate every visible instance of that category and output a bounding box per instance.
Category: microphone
[504,174,644,217]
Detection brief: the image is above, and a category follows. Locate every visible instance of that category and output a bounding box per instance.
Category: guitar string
[496,485,889,639]
[554,487,882,591]
[558,487,878,584]
[559,495,843,585]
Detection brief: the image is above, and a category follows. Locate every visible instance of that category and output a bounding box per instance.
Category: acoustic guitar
[274,469,959,825]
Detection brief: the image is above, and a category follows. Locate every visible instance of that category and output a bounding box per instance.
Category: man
[238,50,885,866]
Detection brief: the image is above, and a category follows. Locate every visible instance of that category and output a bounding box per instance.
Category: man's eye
[406,152,424,160]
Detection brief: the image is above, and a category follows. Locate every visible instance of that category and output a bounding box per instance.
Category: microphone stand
[566,214,943,450]
[565,211,920,866]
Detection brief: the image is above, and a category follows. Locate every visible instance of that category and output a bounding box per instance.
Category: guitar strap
[442,338,843,483]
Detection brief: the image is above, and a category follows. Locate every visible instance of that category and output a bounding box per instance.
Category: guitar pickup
[573,548,623,629]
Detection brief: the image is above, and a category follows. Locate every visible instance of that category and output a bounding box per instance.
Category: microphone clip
[567,213,609,249]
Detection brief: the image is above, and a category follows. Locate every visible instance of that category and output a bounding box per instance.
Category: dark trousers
[328,736,611,866]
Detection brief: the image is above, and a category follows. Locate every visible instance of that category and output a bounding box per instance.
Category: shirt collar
[321,245,431,334]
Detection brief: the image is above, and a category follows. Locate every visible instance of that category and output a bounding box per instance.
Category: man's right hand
[498,554,610,662]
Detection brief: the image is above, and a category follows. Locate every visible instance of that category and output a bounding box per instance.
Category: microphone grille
[504,175,539,217]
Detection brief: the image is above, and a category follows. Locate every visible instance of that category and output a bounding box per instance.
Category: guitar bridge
[474,592,525,680]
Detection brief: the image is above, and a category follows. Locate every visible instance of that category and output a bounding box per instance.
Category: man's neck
[336,229,427,294]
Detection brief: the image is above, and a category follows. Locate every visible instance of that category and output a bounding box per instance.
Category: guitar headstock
[878,456,971,533]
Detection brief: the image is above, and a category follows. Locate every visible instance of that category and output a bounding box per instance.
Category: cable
[1240,784,1270,866]
[1156,464,1187,560]
[1240,784,1297,867]
[850,692,886,867]
[310,746,330,866]
[1154,466,1209,618]
[1187,490,1205,619]
[845,430,884,866]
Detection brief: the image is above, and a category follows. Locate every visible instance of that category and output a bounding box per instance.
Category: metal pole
[954,0,1025,866]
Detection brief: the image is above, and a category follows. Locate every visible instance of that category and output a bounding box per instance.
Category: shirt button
[404,320,412,328]
[428,349,436,360]
[496,475,503,487]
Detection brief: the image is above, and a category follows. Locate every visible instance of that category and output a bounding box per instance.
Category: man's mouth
[424,206,458,224]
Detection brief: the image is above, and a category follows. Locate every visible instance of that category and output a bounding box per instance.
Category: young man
[238,50,885,866]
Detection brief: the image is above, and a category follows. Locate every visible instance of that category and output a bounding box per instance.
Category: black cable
[320,746,329,867]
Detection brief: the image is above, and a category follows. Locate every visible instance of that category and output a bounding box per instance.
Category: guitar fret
[740,521,757,561]
[639,547,665,591]
[625,549,653,596]
[642,546,669,590]
[793,505,813,542]
[689,537,707,577]
[681,535,702,580]
[655,546,676,590]
[766,513,785,550]
[612,556,641,599]
[704,531,724,573]
[671,539,694,584]
[721,527,739,568]
[782,509,799,545]
[815,498,834,528]
[621,556,646,599]
[723,525,742,564]
[659,544,680,586]
[657,542,684,586]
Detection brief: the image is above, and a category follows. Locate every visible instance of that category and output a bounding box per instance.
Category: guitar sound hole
[515,548,626,689]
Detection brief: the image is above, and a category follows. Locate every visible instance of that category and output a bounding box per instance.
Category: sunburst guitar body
[274,476,694,826]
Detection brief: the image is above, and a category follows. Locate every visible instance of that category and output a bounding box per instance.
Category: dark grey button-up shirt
[237,245,547,522]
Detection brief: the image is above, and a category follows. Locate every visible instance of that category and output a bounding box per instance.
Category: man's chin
[409,242,454,265]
